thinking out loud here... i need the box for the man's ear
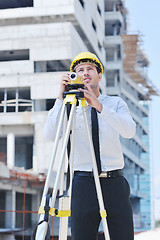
[98,73,102,82]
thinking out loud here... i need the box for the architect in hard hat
[44,52,136,240]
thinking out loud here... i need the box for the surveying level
[68,72,84,90]
[66,74,84,96]
[33,86,110,240]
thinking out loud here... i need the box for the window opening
[79,0,85,8]
[98,41,102,51]
[15,137,33,170]
[46,99,56,111]
[0,88,33,113]
[0,0,33,9]
[0,138,7,165]
[92,20,97,32]
[0,49,29,62]
[0,191,5,228]
[97,4,102,16]
[16,193,32,229]
[34,60,71,73]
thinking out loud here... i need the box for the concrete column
[4,89,7,113]
[113,2,116,11]
[15,89,19,113]
[11,190,16,229]
[5,190,16,229]
[7,133,15,169]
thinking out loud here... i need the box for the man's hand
[58,73,70,100]
[79,82,102,112]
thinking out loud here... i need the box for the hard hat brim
[70,58,103,74]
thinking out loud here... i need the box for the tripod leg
[82,107,110,240]
[58,111,69,240]
[35,104,66,240]
[41,104,66,206]
[58,102,76,240]
[50,103,76,209]
[36,103,76,240]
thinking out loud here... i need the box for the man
[44,52,136,240]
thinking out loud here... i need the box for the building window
[0,138,7,165]
[0,1,33,9]
[15,137,33,170]
[117,45,121,59]
[105,1,113,12]
[97,4,102,16]
[92,20,97,32]
[79,0,85,8]
[0,90,3,113]
[106,47,114,61]
[98,41,102,51]
[0,49,29,62]
[0,191,5,228]
[0,88,33,113]
[106,71,115,87]
[34,60,71,73]
[16,193,32,229]
[46,99,56,111]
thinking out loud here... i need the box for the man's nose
[83,69,89,76]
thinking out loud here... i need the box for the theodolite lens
[69,72,77,80]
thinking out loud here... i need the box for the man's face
[75,63,102,90]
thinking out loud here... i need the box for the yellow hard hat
[70,52,103,74]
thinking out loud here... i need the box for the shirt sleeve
[98,97,136,138]
[43,98,63,140]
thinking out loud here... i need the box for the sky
[125,0,160,198]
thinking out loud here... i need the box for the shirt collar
[97,93,105,102]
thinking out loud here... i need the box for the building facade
[0,0,159,239]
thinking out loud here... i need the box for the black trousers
[71,175,134,240]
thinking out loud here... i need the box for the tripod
[34,91,110,240]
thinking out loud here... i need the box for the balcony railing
[0,99,34,113]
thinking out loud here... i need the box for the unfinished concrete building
[0,0,159,239]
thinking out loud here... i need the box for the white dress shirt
[44,94,136,172]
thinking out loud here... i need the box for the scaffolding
[0,161,47,239]
[122,34,160,97]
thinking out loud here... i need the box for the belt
[74,169,123,178]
